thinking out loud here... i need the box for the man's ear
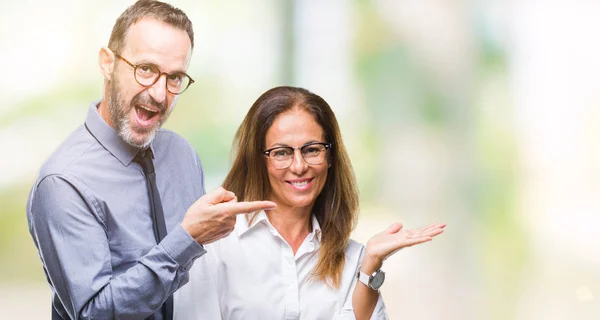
[99,47,115,81]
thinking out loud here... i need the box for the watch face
[370,270,385,290]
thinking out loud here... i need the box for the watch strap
[357,265,383,290]
[357,269,371,287]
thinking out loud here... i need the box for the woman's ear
[98,47,115,81]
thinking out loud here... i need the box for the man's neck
[97,99,115,128]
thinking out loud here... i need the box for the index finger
[214,200,277,215]
[200,187,236,205]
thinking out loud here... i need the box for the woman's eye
[305,147,320,154]
[273,149,292,157]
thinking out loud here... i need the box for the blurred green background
[1,1,599,319]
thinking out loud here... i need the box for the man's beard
[108,78,168,148]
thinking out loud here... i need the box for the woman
[175,86,445,319]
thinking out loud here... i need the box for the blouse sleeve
[333,242,389,320]
[173,243,222,320]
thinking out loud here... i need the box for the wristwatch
[356,266,385,291]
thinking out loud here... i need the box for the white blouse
[174,211,388,320]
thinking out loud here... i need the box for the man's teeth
[138,105,157,113]
[291,181,308,187]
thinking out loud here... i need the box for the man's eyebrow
[136,61,188,74]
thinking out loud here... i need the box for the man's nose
[147,74,168,104]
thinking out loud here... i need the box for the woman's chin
[283,198,317,212]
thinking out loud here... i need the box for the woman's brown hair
[222,86,359,288]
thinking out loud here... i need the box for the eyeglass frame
[262,142,333,169]
[113,53,195,95]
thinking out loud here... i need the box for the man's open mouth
[134,104,160,125]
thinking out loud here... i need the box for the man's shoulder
[155,128,188,144]
[37,124,98,179]
[154,128,198,157]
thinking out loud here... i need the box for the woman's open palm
[366,222,446,262]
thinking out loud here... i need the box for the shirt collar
[235,210,269,237]
[84,100,155,166]
[308,215,322,243]
[236,210,322,243]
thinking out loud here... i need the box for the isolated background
[1,0,599,319]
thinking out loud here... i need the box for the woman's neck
[266,206,312,255]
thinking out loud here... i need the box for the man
[26,1,275,319]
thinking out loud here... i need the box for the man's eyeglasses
[114,53,195,95]
[263,142,332,169]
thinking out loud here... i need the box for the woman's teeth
[291,181,308,187]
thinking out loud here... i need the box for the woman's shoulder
[345,239,366,260]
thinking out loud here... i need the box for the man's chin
[129,138,152,148]
[119,127,158,148]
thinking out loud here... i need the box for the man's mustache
[131,91,167,113]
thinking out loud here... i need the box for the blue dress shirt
[27,101,207,319]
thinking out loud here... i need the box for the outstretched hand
[362,222,446,272]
